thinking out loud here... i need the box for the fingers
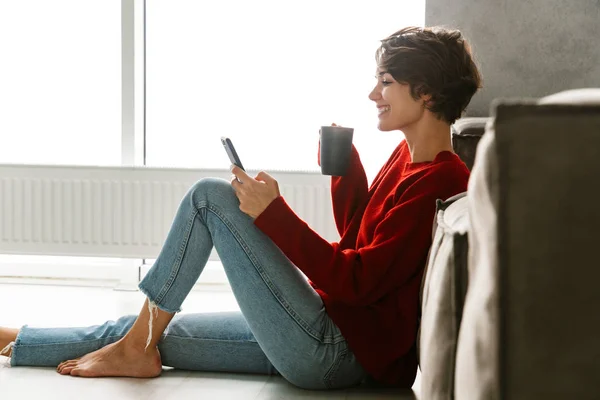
[230,175,242,191]
[230,165,250,183]
[255,171,273,183]
[231,166,276,186]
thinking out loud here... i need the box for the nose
[368,84,380,102]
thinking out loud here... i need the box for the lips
[377,105,390,115]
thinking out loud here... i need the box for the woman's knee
[188,177,236,206]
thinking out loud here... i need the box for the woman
[0,26,481,389]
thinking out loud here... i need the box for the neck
[402,113,453,163]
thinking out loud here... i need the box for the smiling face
[368,70,427,132]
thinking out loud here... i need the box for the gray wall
[426,0,600,116]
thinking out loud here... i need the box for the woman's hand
[230,166,280,219]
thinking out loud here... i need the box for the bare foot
[56,338,162,378]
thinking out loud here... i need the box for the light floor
[0,282,420,399]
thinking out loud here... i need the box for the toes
[57,361,67,373]
[58,358,79,369]
[58,360,79,375]
[70,367,90,377]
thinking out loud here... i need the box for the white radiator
[0,164,338,260]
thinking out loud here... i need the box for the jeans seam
[13,335,124,348]
[152,204,198,306]
[199,200,341,344]
[163,335,258,343]
[323,348,347,389]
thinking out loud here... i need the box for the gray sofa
[419,88,600,400]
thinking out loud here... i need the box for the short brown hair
[375,26,482,124]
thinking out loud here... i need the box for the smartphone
[221,137,245,171]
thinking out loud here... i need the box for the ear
[413,84,432,105]
[420,94,433,110]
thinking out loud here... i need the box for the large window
[0,1,121,166]
[0,1,123,283]
[0,2,425,285]
[146,0,425,182]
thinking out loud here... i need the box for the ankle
[0,327,19,342]
[0,341,14,358]
[120,335,155,354]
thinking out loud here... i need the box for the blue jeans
[10,178,367,389]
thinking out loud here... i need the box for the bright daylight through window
[146,0,425,182]
[0,0,424,283]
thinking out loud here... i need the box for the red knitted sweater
[254,140,469,386]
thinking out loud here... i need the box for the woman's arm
[255,166,467,306]
[319,142,368,237]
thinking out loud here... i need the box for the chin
[377,121,400,132]
[377,113,407,131]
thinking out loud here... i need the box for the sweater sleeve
[254,168,461,306]
[329,145,369,237]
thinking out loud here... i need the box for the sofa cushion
[453,123,499,400]
[538,87,600,105]
[419,191,469,400]
[455,88,600,399]
[451,117,490,170]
